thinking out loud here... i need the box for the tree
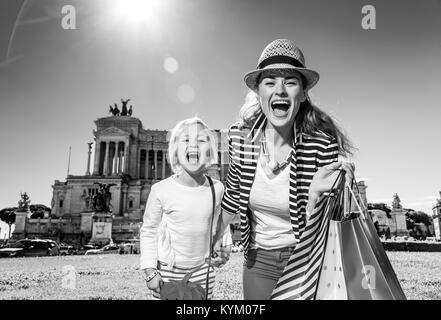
[406,216,415,230]
[0,207,17,241]
[368,203,392,218]
[414,211,433,226]
[406,210,432,226]
[0,203,52,241]
[29,204,51,219]
[406,210,433,237]
[30,211,44,219]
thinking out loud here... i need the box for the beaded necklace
[260,132,292,173]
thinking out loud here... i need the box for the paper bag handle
[345,178,371,221]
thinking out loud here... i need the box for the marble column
[121,185,128,215]
[113,142,120,175]
[115,141,119,174]
[162,150,166,179]
[103,141,110,175]
[92,141,101,175]
[145,149,149,179]
[112,143,117,175]
[154,150,158,180]
[118,150,123,174]
[124,141,129,173]
[136,149,141,178]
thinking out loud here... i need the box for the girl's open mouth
[186,151,199,164]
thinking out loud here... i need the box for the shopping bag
[316,177,406,300]
[315,220,348,299]
[270,170,347,300]
[160,271,207,300]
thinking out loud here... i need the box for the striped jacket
[220,112,339,300]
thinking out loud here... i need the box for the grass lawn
[0,251,439,300]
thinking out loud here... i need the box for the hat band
[258,55,305,69]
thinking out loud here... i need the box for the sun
[111,0,164,26]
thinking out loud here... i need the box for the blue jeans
[243,247,295,300]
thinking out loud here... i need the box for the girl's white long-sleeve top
[140,176,224,270]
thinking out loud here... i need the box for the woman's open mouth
[270,100,291,117]
[186,151,200,164]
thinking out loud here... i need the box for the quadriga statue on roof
[109,100,133,116]
[109,104,120,116]
[120,98,130,116]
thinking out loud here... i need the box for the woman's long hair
[238,90,355,157]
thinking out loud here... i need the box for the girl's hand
[210,241,229,268]
[210,255,226,268]
[144,269,163,293]
[309,161,355,201]
[220,245,232,265]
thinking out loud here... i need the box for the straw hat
[244,39,319,91]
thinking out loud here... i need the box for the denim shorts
[243,246,295,300]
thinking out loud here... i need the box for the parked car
[0,247,22,258]
[59,243,75,255]
[0,239,59,258]
[76,244,101,255]
[85,243,120,255]
[44,239,60,255]
[0,239,8,248]
[118,240,140,254]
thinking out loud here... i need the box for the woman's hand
[144,268,163,293]
[308,161,355,208]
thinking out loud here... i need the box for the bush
[382,241,441,252]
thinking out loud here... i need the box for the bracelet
[144,269,159,283]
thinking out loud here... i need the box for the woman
[213,39,355,300]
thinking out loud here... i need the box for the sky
[0,0,440,234]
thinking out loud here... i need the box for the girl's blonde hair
[168,117,218,174]
[238,90,355,157]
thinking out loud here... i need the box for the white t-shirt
[249,161,297,250]
[140,175,225,269]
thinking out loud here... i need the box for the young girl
[140,117,230,300]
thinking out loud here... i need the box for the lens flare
[164,57,179,74]
[177,84,195,104]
